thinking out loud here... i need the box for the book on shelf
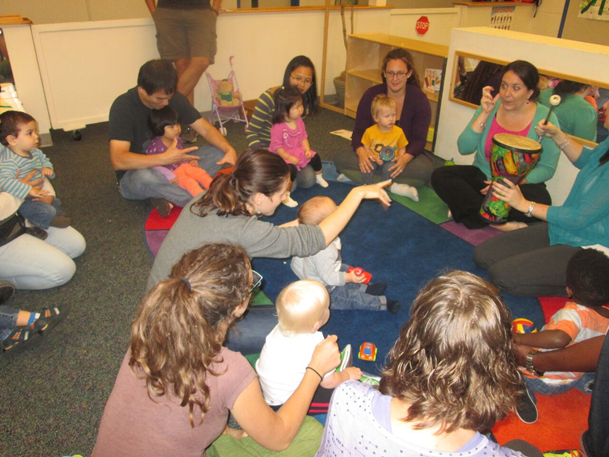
[423,68,442,93]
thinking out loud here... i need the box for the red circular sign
[416,16,430,35]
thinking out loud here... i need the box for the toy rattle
[347,267,372,284]
[536,94,561,143]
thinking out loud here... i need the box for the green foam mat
[244,353,260,369]
[389,187,451,225]
[341,169,450,225]
[251,289,273,306]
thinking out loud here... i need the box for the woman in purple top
[317,271,540,457]
[334,48,433,187]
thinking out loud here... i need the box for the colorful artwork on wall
[578,0,609,21]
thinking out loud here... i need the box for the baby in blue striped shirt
[0,111,71,232]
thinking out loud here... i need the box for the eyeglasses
[248,270,263,294]
[384,71,408,79]
[290,74,313,85]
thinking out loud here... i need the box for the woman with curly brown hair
[93,243,340,456]
[317,271,538,456]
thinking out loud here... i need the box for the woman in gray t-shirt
[148,149,391,353]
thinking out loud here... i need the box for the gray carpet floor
[0,107,360,456]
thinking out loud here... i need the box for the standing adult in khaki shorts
[145,0,220,106]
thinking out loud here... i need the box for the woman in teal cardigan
[431,60,560,231]
[474,117,609,297]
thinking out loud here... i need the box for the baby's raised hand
[305,150,311,158]
[41,167,53,178]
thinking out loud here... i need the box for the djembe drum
[480,133,542,224]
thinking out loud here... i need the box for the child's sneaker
[387,299,401,314]
[282,194,298,208]
[316,174,329,188]
[365,282,387,296]
[516,385,538,424]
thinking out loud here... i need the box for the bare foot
[491,221,528,232]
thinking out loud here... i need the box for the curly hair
[191,149,290,218]
[382,48,421,89]
[566,249,609,308]
[129,243,251,427]
[379,271,522,433]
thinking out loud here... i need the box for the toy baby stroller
[206,56,248,136]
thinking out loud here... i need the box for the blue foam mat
[253,182,543,374]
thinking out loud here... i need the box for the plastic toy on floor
[206,56,248,136]
[512,317,538,334]
[358,342,377,361]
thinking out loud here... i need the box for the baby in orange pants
[146,106,211,197]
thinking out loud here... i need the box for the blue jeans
[19,196,64,230]
[119,146,225,207]
[0,305,19,341]
[525,372,595,401]
[361,161,394,185]
[224,305,277,355]
[333,147,434,187]
[328,264,384,311]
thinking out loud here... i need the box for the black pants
[584,334,609,457]
[270,383,334,415]
[431,165,551,229]
[289,154,322,182]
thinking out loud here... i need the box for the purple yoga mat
[145,229,169,257]
[439,220,501,247]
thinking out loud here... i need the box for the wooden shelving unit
[345,33,448,152]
